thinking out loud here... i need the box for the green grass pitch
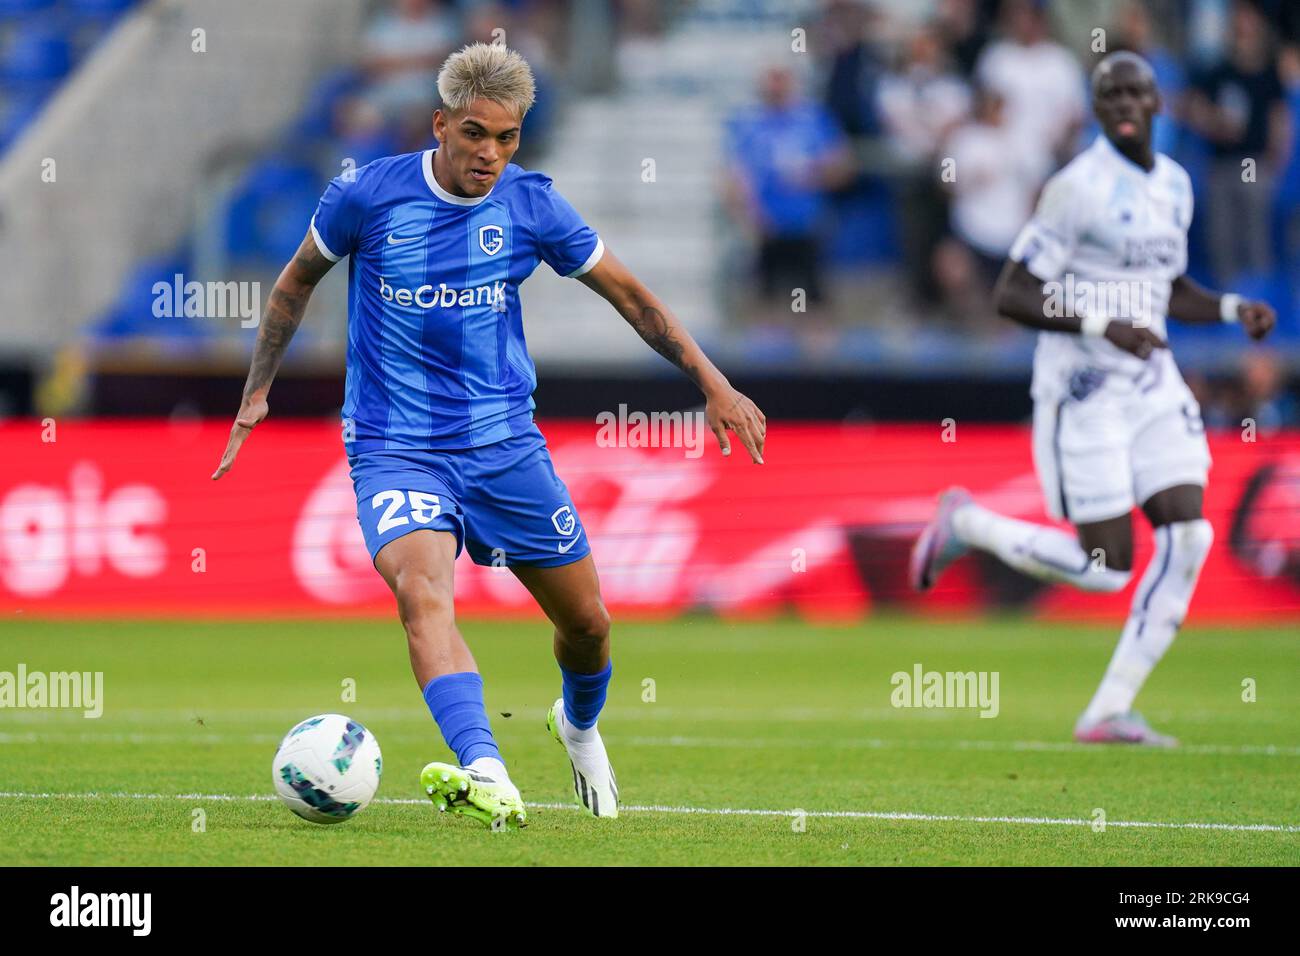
[0,616,1296,866]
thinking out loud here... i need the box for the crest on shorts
[1068,367,1107,402]
[478,224,504,256]
[551,505,576,536]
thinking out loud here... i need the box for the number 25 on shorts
[371,490,441,534]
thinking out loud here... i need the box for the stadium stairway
[521,11,810,364]
[0,0,140,151]
[0,0,364,357]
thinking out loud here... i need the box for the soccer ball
[272,714,382,824]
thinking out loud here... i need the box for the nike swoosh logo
[387,233,421,245]
[557,536,580,554]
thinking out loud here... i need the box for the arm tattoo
[628,305,701,385]
[242,286,307,398]
[291,241,335,286]
[241,235,333,399]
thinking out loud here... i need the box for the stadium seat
[222,156,322,266]
[337,132,401,174]
[739,324,800,366]
[291,67,362,142]
[0,24,73,86]
[92,253,212,343]
[0,83,53,150]
[1233,272,1287,310]
[65,0,137,20]
[828,181,900,268]
[0,0,56,19]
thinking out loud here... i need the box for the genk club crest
[478,224,504,256]
[551,505,576,536]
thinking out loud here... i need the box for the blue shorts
[348,425,588,567]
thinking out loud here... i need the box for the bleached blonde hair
[436,43,536,118]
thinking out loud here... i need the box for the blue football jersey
[310,148,604,453]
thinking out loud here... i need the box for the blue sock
[421,671,502,767]
[559,661,612,730]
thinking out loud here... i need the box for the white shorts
[1032,358,1211,525]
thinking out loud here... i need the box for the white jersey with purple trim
[1008,135,1194,403]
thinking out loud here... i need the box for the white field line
[4,705,1296,727]
[0,706,944,724]
[622,735,1300,757]
[2,730,1296,758]
[0,790,1295,834]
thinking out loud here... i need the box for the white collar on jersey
[422,148,495,206]
[1093,133,1161,179]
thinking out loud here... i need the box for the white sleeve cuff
[310,216,342,262]
[566,237,605,278]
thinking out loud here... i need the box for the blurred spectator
[1240,349,1298,431]
[1247,0,1300,46]
[41,0,1300,369]
[360,0,459,143]
[724,66,854,328]
[1201,350,1298,432]
[877,25,972,165]
[820,0,887,139]
[1279,43,1300,270]
[933,0,994,77]
[462,2,557,163]
[1184,0,1291,283]
[1110,0,1187,156]
[332,95,403,169]
[877,23,972,302]
[975,0,1086,165]
[933,86,1051,325]
[610,0,672,97]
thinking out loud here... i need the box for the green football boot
[420,761,527,829]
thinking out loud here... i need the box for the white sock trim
[559,704,599,743]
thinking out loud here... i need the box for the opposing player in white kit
[910,52,1276,745]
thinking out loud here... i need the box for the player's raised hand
[211,395,268,480]
[706,386,766,464]
[1238,300,1276,341]
[1103,321,1167,360]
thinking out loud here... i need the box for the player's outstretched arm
[1168,274,1275,340]
[992,259,1168,360]
[211,230,337,479]
[578,248,766,463]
